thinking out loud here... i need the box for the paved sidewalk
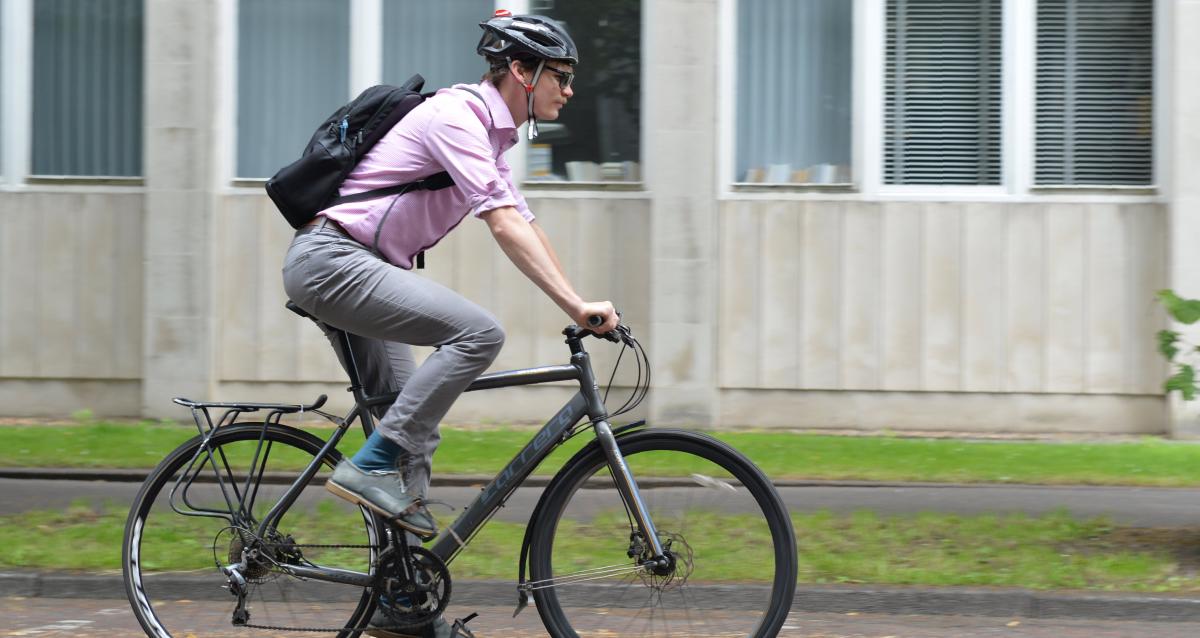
[6,469,1200,526]
[5,572,1200,623]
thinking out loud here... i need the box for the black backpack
[265,74,456,229]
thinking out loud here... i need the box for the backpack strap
[330,171,454,207]
[327,87,490,209]
[348,86,497,270]
[458,87,493,127]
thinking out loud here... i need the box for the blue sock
[350,431,403,472]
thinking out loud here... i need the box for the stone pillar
[141,0,219,417]
[644,0,720,427]
[1168,1,1200,437]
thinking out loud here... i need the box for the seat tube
[593,419,666,559]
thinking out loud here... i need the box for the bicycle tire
[528,429,797,637]
[122,422,383,638]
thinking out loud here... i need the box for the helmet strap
[526,60,546,140]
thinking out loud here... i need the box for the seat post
[336,330,369,399]
[285,300,371,407]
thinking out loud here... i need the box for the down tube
[430,393,589,565]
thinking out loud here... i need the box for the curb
[3,572,1200,622]
[5,467,1194,492]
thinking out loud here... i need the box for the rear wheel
[122,423,384,638]
[529,429,797,637]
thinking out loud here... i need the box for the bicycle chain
[233,541,435,634]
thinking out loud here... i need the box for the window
[382,0,492,90]
[236,0,488,180]
[32,0,143,177]
[237,0,350,179]
[1035,0,1153,186]
[527,1,642,183]
[884,0,1002,185]
[737,0,852,185]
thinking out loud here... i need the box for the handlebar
[565,315,631,345]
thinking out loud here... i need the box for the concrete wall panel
[0,192,143,381]
[718,200,1168,402]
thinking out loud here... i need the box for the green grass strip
[5,421,1200,486]
[2,502,1195,592]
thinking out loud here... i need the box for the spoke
[245,439,275,517]
[677,585,696,633]
[527,562,650,590]
[621,587,657,637]
[212,443,248,520]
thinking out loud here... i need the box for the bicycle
[122,303,798,637]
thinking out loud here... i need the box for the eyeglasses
[541,65,575,90]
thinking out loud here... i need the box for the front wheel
[529,429,797,637]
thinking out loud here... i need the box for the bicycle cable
[572,327,651,439]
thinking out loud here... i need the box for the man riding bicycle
[280,10,618,638]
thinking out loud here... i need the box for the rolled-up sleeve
[423,105,523,218]
[497,153,534,221]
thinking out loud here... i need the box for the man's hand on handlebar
[575,301,619,334]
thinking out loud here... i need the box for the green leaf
[1157,290,1200,325]
[1165,365,1197,401]
[1158,330,1181,360]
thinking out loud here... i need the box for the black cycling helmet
[477,10,577,140]
[477,10,578,65]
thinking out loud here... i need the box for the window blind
[32,0,143,177]
[885,0,1002,185]
[237,0,350,179]
[1036,0,1153,186]
[382,0,492,91]
[736,0,853,184]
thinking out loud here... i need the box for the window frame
[0,0,144,189]
[718,0,1168,203]
[219,0,645,194]
[220,0,515,190]
[515,0,648,192]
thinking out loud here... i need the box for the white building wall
[718,199,1168,432]
[719,201,1167,395]
[0,0,1187,436]
[1168,0,1200,437]
[0,191,144,415]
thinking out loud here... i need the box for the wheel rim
[124,425,381,638]
[532,434,795,637]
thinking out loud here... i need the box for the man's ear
[509,60,528,85]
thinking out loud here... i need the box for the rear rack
[165,394,339,526]
[172,394,335,439]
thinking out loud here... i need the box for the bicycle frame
[244,327,665,588]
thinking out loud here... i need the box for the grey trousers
[281,221,505,498]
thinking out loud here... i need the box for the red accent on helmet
[494,9,513,17]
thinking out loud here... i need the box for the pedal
[451,612,478,638]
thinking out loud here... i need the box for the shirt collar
[455,80,517,133]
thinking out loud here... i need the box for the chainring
[374,545,452,631]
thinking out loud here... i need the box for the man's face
[530,62,575,121]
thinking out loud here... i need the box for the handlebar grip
[587,315,604,328]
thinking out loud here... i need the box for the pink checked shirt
[320,80,533,269]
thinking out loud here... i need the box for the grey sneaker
[326,460,438,539]
[365,613,451,638]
